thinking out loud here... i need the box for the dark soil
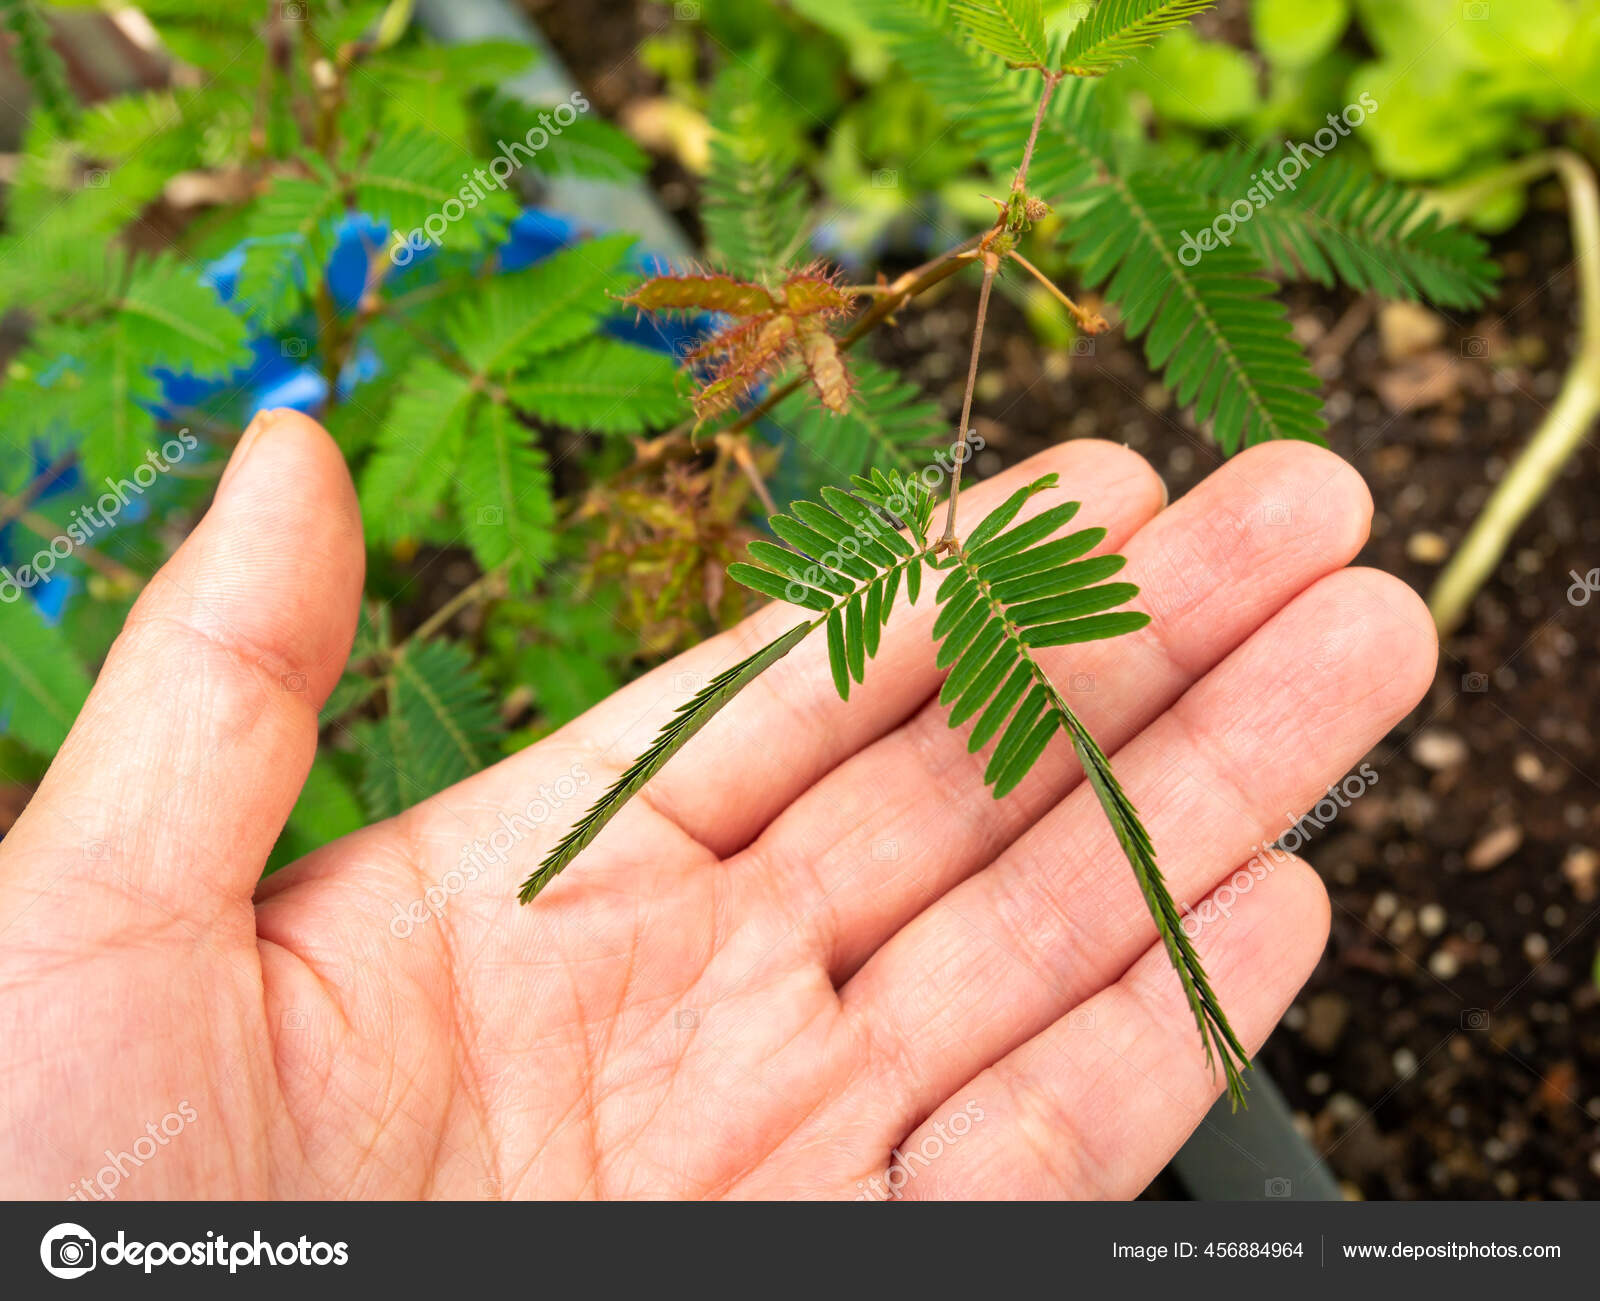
[533,1,1600,1199]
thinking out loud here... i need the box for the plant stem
[936,72,1058,550]
[0,449,76,533]
[1011,72,1061,196]
[1009,249,1108,332]
[405,561,510,648]
[937,249,999,550]
[17,510,139,586]
[1427,150,1600,636]
[717,432,777,514]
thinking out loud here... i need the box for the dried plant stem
[718,432,778,514]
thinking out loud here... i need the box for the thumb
[0,410,365,942]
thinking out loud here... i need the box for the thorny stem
[654,75,1071,555]
[937,249,999,550]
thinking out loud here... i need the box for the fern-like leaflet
[931,473,1250,1100]
[355,637,502,821]
[522,468,936,900]
[701,61,808,276]
[950,0,1050,69]
[1176,148,1500,310]
[524,466,1250,1105]
[1053,0,1218,76]
[517,620,814,902]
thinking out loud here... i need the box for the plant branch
[1011,71,1062,196]
[0,449,76,533]
[405,561,511,649]
[1427,150,1600,636]
[1009,250,1109,333]
[937,248,1000,550]
[16,510,140,587]
[716,431,778,514]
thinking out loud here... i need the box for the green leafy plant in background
[0,0,691,852]
[527,0,1496,1104]
[1216,3,1600,636]
[0,0,1499,1102]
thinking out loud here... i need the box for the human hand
[0,410,1434,1199]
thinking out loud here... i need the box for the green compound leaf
[931,473,1251,1106]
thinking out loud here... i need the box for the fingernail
[219,408,282,493]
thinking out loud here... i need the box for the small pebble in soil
[1411,728,1469,770]
[1562,846,1598,901]
[1406,531,1450,564]
[1303,992,1352,1054]
[1513,751,1545,784]
[1467,824,1523,870]
[1327,1094,1364,1125]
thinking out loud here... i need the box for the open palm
[0,411,1433,1199]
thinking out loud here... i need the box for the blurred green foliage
[655,0,1599,245]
